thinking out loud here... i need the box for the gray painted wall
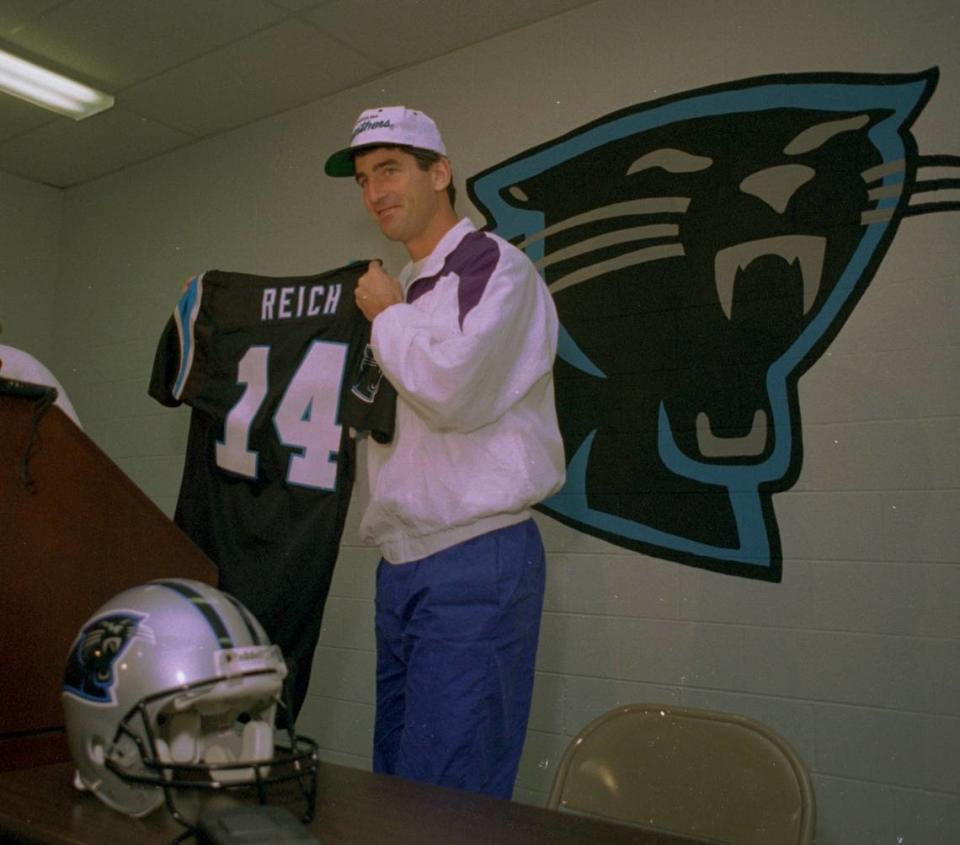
[0,171,61,361]
[3,1,958,842]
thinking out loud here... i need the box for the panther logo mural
[468,68,956,581]
[63,612,151,704]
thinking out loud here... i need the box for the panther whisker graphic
[914,153,960,174]
[901,155,960,216]
[912,177,960,193]
[860,159,906,224]
[902,200,960,216]
[517,197,690,250]
[866,184,904,201]
[860,155,960,221]
[861,208,896,224]
[547,243,686,294]
[536,224,680,271]
[861,159,905,184]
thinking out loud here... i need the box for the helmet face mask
[62,579,318,825]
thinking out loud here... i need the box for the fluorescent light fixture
[0,47,113,120]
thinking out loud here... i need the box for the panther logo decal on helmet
[63,613,151,705]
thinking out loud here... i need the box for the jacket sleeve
[370,243,557,433]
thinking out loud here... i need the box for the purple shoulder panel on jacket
[407,230,500,328]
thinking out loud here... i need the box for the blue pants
[373,519,545,798]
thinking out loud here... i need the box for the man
[325,106,565,798]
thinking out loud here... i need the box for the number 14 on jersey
[216,340,348,490]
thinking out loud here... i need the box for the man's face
[354,147,442,247]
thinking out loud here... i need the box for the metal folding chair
[547,704,816,845]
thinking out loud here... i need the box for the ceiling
[0,0,595,189]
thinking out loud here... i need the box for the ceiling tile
[305,0,593,67]
[0,92,58,142]
[0,107,193,187]
[0,0,63,35]
[121,18,380,137]
[0,0,597,187]
[4,0,287,88]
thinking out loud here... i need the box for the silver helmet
[62,578,317,822]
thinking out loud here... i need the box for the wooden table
[0,761,715,844]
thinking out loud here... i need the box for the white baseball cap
[325,106,447,177]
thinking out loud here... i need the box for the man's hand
[356,260,402,321]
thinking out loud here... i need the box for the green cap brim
[324,147,356,177]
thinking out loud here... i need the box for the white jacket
[361,218,565,563]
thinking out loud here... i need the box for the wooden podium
[0,388,216,771]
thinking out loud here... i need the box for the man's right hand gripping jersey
[149,263,395,718]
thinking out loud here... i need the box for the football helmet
[62,578,318,823]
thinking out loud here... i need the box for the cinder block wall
[3,2,957,842]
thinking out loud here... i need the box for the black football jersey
[149,263,395,721]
